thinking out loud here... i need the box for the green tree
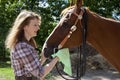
[0,0,21,60]
[68,0,120,20]
[84,0,120,20]
[0,0,68,60]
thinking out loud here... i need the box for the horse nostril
[44,48,51,58]
[44,47,55,58]
[54,48,58,53]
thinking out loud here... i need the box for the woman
[5,10,59,80]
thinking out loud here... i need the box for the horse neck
[87,9,120,56]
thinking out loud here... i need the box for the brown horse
[42,0,120,73]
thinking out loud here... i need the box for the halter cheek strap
[58,9,84,49]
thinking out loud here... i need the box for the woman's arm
[40,52,47,65]
[31,56,59,80]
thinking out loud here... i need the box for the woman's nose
[37,25,40,30]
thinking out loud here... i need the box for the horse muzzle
[44,47,58,58]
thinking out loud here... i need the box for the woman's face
[24,18,40,40]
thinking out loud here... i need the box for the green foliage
[84,0,120,20]
[0,61,15,80]
[0,68,15,80]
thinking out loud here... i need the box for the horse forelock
[61,6,75,17]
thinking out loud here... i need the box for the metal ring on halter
[78,15,82,20]
[71,25,77,32]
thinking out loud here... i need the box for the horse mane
[61,5,120,23]
[61,5,89,17]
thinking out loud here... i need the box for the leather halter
[55,7,88,80]
[58,8,85,49]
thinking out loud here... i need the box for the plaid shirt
[11,41,44,77]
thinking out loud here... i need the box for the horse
[42,0,120,74]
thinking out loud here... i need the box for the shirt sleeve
[15,42,44,77]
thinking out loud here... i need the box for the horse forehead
[62,8,74,17]
[60,9,74,23]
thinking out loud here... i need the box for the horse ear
[70,0,75,6]
[70,1,74,6]
[76,0,82,8]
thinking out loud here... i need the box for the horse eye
[63,18,68,22]
[62,19,69,28]
[63,18,68,24]
[66,13,71,19]
[66,14,70,19]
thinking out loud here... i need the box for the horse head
[42,0,120,73]
[42,0,86,58]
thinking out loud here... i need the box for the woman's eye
[34,24,39,27]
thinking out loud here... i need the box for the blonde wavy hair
[5,10,41,50]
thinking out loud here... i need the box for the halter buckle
[71,25,77,32]
[78,15,82,20]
